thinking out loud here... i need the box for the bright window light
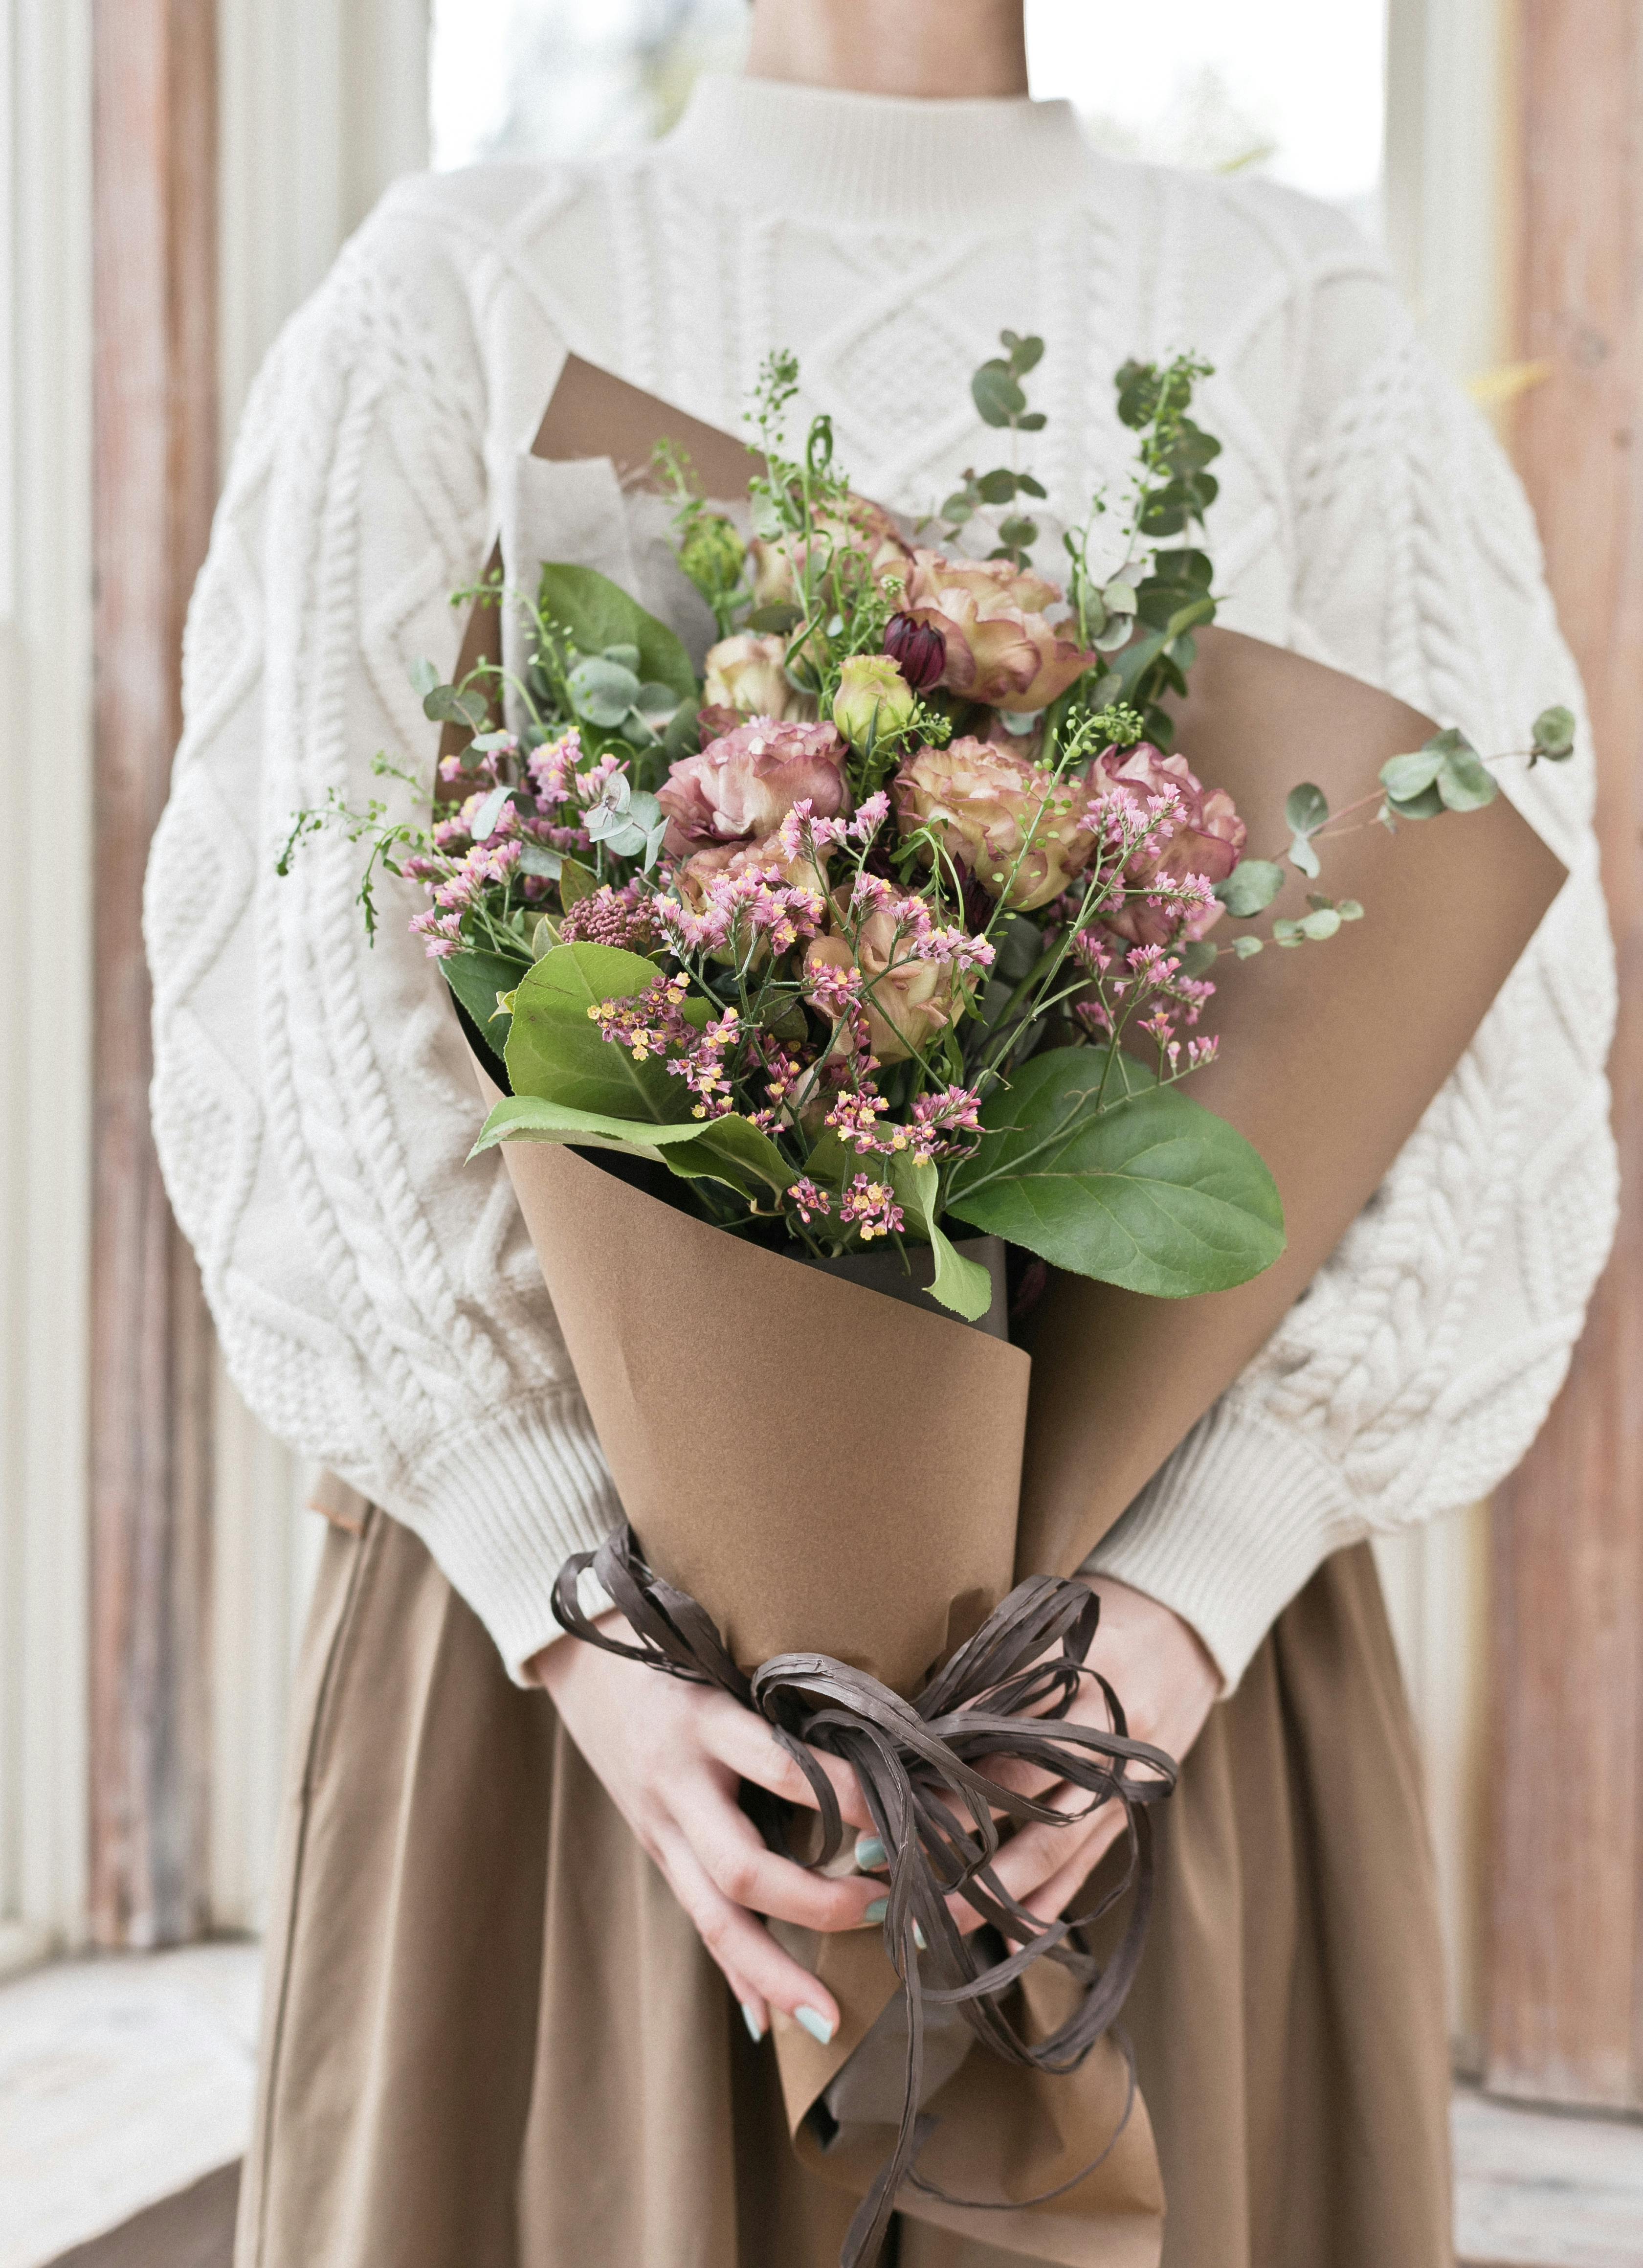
[431,0,1388,228]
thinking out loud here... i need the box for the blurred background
[2,3,1639,2262]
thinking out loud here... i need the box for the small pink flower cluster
[1072,933,1219,1071]
[839,1174,904,1241]
[824,1088,892,1151]
[656,861,825,958]
[837,873,998,975]
[408,834,524,956]
[587,974,743,1121]
[587,971,693,1061]
[775,790,890,862]
[825,1081,984,1165]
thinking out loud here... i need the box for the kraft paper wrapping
[479,1086,1163,2261]
[449,354,1567,2259]
[496,1129,1030,1698]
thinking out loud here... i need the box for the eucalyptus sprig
[939,329,1050,567]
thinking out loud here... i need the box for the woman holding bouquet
[147,1,1615,2264]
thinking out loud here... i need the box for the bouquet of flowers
[284,336,1572,2267]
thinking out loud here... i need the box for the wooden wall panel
[1485,0,1643,2107]
[89,0,219,1948]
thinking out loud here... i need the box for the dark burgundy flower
[884,611,946,694]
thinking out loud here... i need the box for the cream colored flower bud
[831,653,916,751]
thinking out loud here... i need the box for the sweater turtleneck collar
[659,71,1092,232]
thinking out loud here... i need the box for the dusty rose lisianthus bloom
[751,494,911,611]
[894,735,1098,912]
[899,549,1094,712]
[702,632,800,720]
[1091,742,1248,946]
[672,828,831,916]
[805,895,962,1064]
[658,717,851,856]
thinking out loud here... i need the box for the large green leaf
[536,563,698,705]
[472,1087,793,1208]
[504,942,700,1124]
[888,1155,995,1322]
[470,1093,710,1159]
[670,1113,793,1196]
[947,1047,1284,1296]
[441,947,531,1081]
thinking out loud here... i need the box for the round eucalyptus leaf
[1532,703,1576,759]
[568,654,642,727]
[1214,858,1285,918]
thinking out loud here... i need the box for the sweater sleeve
[1084,243,1620,1688]
[145,182,622,1680]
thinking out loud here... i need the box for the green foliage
[1531,704,1576,763]
[1378,727,1499,821]
[470,1094,717,1159]
[1215,858,1286,918]
[946,1046,1285,1297]
[442,944,530,1054]
[411,654,490,733]
[662,1113,795,1200]
[1059,355,1222,747]
[888,1154,996,1322]
[535,564,697,706]
[1284,781,1330,876]
[1271,893,1363,948]
[505,943,702,1123]
[942,331,1048,566]
[469,1096,791,1212]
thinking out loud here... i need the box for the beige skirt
[234,1507,1452,2268]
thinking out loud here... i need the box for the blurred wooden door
[89,0,219,1950]
[1485,0,1643,2110]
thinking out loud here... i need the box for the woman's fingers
[1020,1812,1129,1930]
[699,1692,875,1832]
[656,1828,841,2041]
[690,1772,885,1933]
[949,1777,1109,1933]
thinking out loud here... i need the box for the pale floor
[2,1944,1642,2268]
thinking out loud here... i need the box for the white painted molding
[0,0,92,1957]
[219,0,433,434]
[1377,0,1512,2071]
[1385,0,1513,382]
[208,0,429,1931]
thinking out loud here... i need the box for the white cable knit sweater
[145,76,1617,1688]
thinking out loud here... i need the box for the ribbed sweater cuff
[1081,1401,1360,1692]
[397,1392,622,1684]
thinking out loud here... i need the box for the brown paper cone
[483,1092,1161,2262]
[494,1127,1029,1696]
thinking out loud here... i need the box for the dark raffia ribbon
[553,1525,1178,2268]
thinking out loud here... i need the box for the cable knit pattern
[145,77,1616,1684]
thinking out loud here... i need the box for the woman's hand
[532,1618,882,2045]
[948,1578,1220,1934]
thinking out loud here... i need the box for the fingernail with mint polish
[741,2001,766,2043]
[864,1896,888,1924]
[855,1834,887,1871]
[795,2004,835,2046]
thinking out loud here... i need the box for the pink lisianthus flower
[658,716,851,857]
[1090,742,1247,946]
[899,549,1095,712]
[804,886,976,1065]
[894,735,1099,913]
[750,493,911,613]
[702,632,806,721]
